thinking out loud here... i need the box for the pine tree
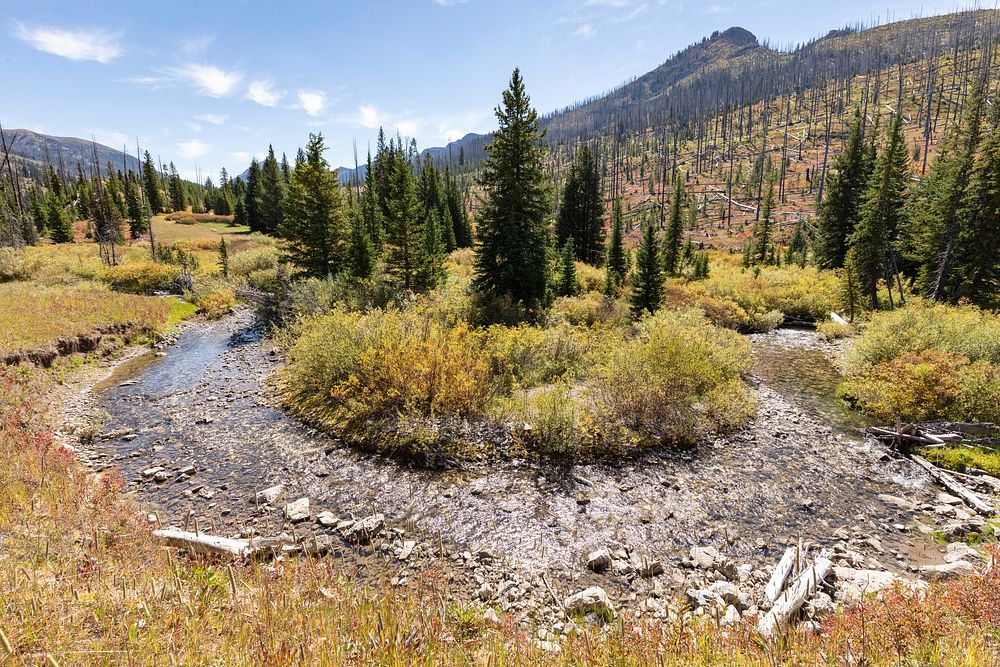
[662,178,685,274]
[556,145,604,265]
[233,197,247,227]
[360,152,384,251]
[950,102,1000,307]
[245,159,263,232]
[280,134,348,278]
[167,162,186,212]
[444,166,472,248]
[752,174,777,265]
[141,151,164,215]
[383,151,424,290]
[124,176,145,237]
[556,237,578,296]
[605,199,627,293]
[784,221,808,267]
[910,87,985,300]
[219,237,229,279]
[848,114,910,310]
[46,194,73,243]
[346,203,375,280]
[472,68,551,316]
[630,217,663,316]
[815,108,873,269]
[418,208,446,290]
[28,186,47,235]
[259,145,285,235]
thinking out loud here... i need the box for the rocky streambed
[58,311,996,633]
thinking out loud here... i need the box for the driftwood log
[763,546,798,605]
[153,529,294,559]
[910,455,995,516]
[758,557,832,637]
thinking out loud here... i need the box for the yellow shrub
[701,262,840,322]
[574,262,605,293]
[100,260,181,294]
[817,320,854,340]
[549,292,629,327]
[197,288,236,319]
[0,248,39,282]
[230,246,280,277]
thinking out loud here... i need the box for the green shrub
[196,287,236,319]
[229,246,279,278]
[574,262,605,293]
[549,292,630,327]
[100,260,181,294]
[0,248,39,282]
[817,320,854,340]
[701,262,840,322]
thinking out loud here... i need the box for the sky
[1,0,969,180]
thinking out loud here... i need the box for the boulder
[284,497,310,523]
[586,548,611,573]
[707,581,748,610]
[943,541,985,564]
[919,560,976,580]
[833,567,926,602]
[316,511,337,527]
[689,546,736,579]
[255,485,285,505]
[344,513,385,544]
[632,555,665,578]
[563,586,615,619]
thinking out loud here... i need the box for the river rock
[316,511,337,527]
[397,540,416,561]
[943,541,985,563]
[832,567,925,602]
[141,466,164,478]
[586,548,611,572]
[477,582,495,601]
[720,604,740,627]
[918,560,976,580]
[685,588,723,610]
[633,555,665,578]
[878,494,918,511]
[255,485,285,505]
[688,546,735,579]
[707,581,748,610]
[563,586,615,619]
[285,497,310,523]
[805,591,835,620]
[344,513,384,544]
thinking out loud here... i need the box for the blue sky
[2,0,964,180]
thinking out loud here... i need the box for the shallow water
[93,315,935,585]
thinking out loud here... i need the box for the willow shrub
[700,262,841,324]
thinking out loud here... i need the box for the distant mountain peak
[713,26,758,47]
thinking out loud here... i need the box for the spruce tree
[245,159,263,232]
[383,151,424,290]
[46,194,73,243]
[472,68,551,316]
[630,217,663,316]
[752,175,776,265]
[360,152,384,251]
[346,204,375,280]
[951,102,1000,307]
[556,238,578,297]
[605,198,627,293]
[259,145,285,235]
[556,145,604,265]
[444,166,472,248]
[219,237,229,279]
[815,108,873,269]
[167,162,186,212]
[124,176,145,237]
[848,114,909,310]
[909,87,985,300]
[280,134,348,278]
[141,151,164,215]
[28,186,47,235]
[417,208,446,290]
[662,178,685,274]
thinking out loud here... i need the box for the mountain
[3,128,143,181]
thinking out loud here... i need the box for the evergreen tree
[472,68,551,316]
[383,151,424,290]
[46,194,73,243]
[359,152,384,251]
[444,166,472,248]
[949,101,1000,307]
[233,197,247,227]
[124,176,146,237]
[280,134,348,277]
[141,151,164,214]
[168,162,186,212]
[245,159,263,232]
[605,198,627,293]
[785,221,808,267]
[556,145,604,265]
[346,203,375,280]
[259,145,285,235]
[815,108,873,269]
[28,186,47,235]
[556,237,578,297]
[418,208,446,290]
[752,174,777,265]
[909,87,985,301]
[630,217,663,316]
[848,114,910,310]
[219,237,229,279]
[280,153,291,182]
[662,178,685,274]
[418,154,455,252]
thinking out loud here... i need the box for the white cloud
[358,104,381,128]
[176,139,211,159]
[230,150,267,163]
[297,89,326,116]
[11,21,123,63]
[575,24,596,38]
[195,113,228,125]
[246,80,285,107]
[585,0,628,6]
[396,119,422,137]
[166,63,243,97]
[180,33,214,56]
[89,129,129,148]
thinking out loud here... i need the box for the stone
[918,560,976,580]
[177,465,196,476]
[316,511,337,527]
[610,559,634,576]
[586,548,611,573]
[720,604,740,627]
[563,586,615,619]
[943,541,985,564]
[483,608,501,625]
[833,567,926,602]
[284,497,310,523]
[805,591,835,620]
[344,513,385,544]
[397,540,417,561]
[689,546,722,570]
[153,470,171,482]
[878,494,918,511]
[937,492,963,505]
[141,466,164,478]
[255,485,285,505]
[477,582,495,601]
[707,581,747,610]
[632,555,664,578]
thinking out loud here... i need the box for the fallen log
[758,557,832,638]
[940,422,997,436]
[763,546,797,605]
[154,529,254,558]
[911,455,995,516]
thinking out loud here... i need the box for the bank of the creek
[60,310,983,626]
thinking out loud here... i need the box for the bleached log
[154,529,253,558]
[829,311,849,326]
[758,557,832,638]
[763,546,797,605]
[911,455,995,516]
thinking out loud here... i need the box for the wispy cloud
[246,80,285,107]
[179,33,215,56]
[11,21,123,63]
[176,138,211,159]
[358,104,381,128]
[297,89,327,116]
[165,63,243,97]
[575,24,596,38]
[195,113,228,125]
[433,0,468,5]
[585,0,629,6]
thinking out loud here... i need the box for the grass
[0,282,189,355]
[2,367,1000,665]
